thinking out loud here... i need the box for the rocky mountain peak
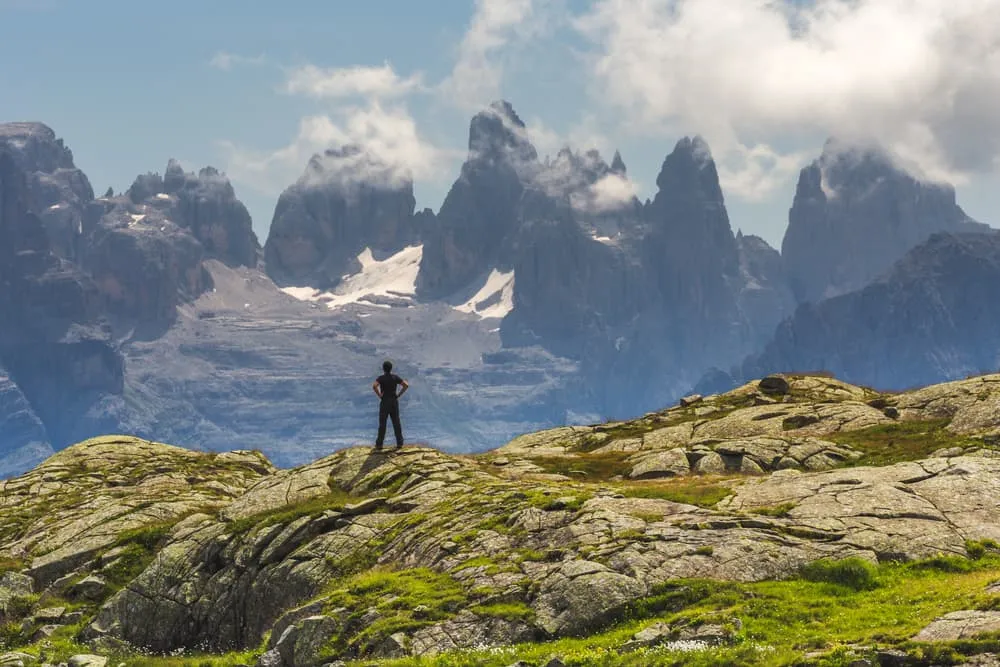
[782,137,984,304]
[654,135,723,200]
[0,122,94,261]
[467,99,537,166]
[123,160,258,268]
[264,144,419,287]
[610,150,627,176]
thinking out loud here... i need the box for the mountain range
[0,102,995,476]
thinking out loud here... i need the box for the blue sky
[2,0,999,248]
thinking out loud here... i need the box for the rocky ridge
[4,374,1000,665]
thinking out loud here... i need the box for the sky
[2,0,1000,248]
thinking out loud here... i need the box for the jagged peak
[610,150,626,176]
[468,99,537,164]
[654,135,722,196]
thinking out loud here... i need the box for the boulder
[628,448,690,479]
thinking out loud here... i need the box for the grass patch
[225,488,367,535]
[0,558,25,575]
[829,419,978,467]
[615,478,734,508]
[345,553,1000,666]
[529,453,632,480]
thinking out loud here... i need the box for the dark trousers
[377,399,403,448]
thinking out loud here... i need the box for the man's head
[382,360,393,373]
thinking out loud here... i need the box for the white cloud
[576,0,1000,186]
[209,51,267,71]
[439,0,539,110]
[221,104,456,196]
[284,62,424,99]
[576,172,637,213]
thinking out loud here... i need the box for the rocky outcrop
[126,159,259,268]
[0,122,94,261]
[781,138,986,304]
[1,374,1000,663]
[740,231,1000,391]
[417,101,536,299]
[264,146,420,287]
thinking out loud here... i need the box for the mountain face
[736,231,796,349]
[264,146,422,288]
[782,139,985,304]
[0,149,124,471]
[83,198,211,327]
[739,231,1000,390]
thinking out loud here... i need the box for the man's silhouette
[373,360,408,451]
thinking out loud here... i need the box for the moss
[694,546,714,556]
[225,488,366,535]
[451,556,495,573]
[470,602,535,621]
[0,557,26,575]
[321,567,468,657]
[748,503,797,518]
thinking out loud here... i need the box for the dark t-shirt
[376,373,404,402]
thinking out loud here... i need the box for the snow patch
[591,233,615,244]
[47,203,66,210]
[129,214,146,224]
[455,269,515,319]
[282,245,422,310]
[155,193,171,200]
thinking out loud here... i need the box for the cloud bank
[576,0,1000,192]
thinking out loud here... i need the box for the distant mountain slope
[737,231,1000,391]
[782,139,986,304]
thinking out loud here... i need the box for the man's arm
[397,379,409,398]
[373,380,382,398]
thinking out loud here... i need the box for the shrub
[800,557,880,591]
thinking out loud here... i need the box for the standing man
[373,360,408,451]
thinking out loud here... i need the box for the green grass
[829,419,978,467]
[615,478,734,508]
[341,553,1000,666]
[799,557,880,591]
